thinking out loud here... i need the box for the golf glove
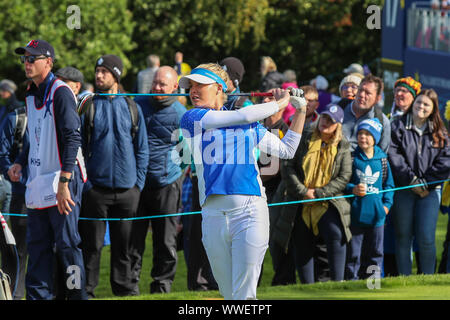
[288,87,307,111]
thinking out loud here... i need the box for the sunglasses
[20,55,48,64]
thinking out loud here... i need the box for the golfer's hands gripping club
[288,87,307,112]
[273,88,291,112]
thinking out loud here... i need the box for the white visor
[178,74,217,89]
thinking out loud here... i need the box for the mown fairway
[100,274,450,300]
[93,212,450,300]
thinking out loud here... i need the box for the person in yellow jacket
[438,102,450,273]
[174,51,191,106]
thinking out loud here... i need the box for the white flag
[0,212,16,246]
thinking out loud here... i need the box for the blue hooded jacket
[346,145,395,227]
[81,95,149,191]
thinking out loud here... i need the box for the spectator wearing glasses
[337,73,363,110]
[300,85,320,131]
[130,66,186,294]
[9,39,88,300]
[389,77,422,120]
[342,75,391,154]
[384,76,422,277]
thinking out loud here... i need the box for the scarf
[301,130,338,235]
[149,95,178,110]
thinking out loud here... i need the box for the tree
[127,0,383,93]
[252,0,384,91]
[0,0,135,98]
[0,0,384,97]
[127,0,270,88]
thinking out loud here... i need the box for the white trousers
[201,194,269,300]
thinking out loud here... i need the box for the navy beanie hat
[96,54,123,82]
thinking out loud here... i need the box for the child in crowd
[345,118,395,280]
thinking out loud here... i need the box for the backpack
[77,94,139,152]
[12,107,27,154]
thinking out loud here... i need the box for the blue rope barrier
[2,178,449,221]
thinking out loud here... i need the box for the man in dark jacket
[130,66,186,294]
[78,55,149,298]
[55,66,84,98]
[0,109,28,300]
[0,79,23,220]
[10,39,87,300]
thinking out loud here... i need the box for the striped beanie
[394,77,422,98]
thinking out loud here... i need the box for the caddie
[9,39,88,300]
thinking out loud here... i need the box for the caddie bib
[25,76,86,209]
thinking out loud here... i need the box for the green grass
[99,274,450,300]
[93,212,450,300]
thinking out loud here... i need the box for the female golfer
[178,63,307,300]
